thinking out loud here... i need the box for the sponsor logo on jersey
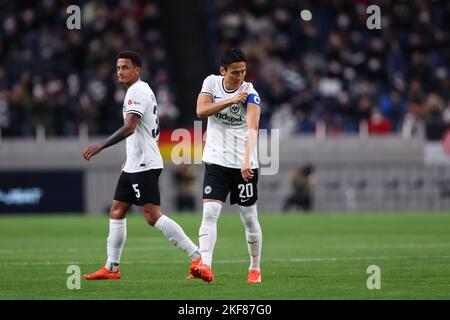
[204,185,212,194]
[128,99,132,105]
[215,112,243,123]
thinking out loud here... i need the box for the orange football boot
[187,257,202,279]
[247,269,261,284]
[83,267,121,280]
[192,262,214,283]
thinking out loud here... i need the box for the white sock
[239,205,262,271]
[105,218,127,272]
[154,214,200,260]
[198,202,222,267]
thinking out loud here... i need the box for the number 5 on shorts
[132,184,141,199]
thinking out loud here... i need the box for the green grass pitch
[0,212,449,300]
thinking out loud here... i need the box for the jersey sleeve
[199,75,214,96]
[125,87,149,117]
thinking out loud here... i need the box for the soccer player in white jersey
[189,48,263,283]
[81,50,201,280]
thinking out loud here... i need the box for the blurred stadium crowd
[0,0,177,136]
[213,0,450,137]
[0,0,449,138]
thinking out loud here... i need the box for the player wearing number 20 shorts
[189,48,263,284]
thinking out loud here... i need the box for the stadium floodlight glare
[300,9,312,21]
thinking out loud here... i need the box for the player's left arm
[82,113,140,161]
[241,102,261,182]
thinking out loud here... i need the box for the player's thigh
[131,169,162,207]
[113,172,136,207]
[202,163,231,203]
[230,168,258,206]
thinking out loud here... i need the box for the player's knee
[239,205,259,229]
[143,208,161,226]
[242,216,258,230]
[144,213,159,226]
[110,206,126,219]
[145,215,157,226]
[202,202,222,224]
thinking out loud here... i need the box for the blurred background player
[190,48,263,284]
[173,164,197,212]
[81,50,200,280]
[283,163,316,212]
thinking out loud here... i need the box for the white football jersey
[122,79,163,173]
[200,74,261,169]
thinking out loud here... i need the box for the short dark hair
[220,48,247,69]
[116,50,142,67]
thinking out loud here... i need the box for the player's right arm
[196,92,248,118]
[81,113,140,161]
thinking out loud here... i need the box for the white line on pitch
[2,242,449,255]
[2,255,450,266]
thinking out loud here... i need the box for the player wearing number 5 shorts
[81,50,201,280]
[190,48,263,284]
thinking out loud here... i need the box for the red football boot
[247,269,261,284]
[83,267,121,280]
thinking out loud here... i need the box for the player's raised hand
[82,144,102,161]
[241,162,254,182]
[231,92,248,105]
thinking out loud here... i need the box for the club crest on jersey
[230,103,241,114]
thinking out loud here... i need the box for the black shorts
[202,163,258,206]
[113,169,162,206]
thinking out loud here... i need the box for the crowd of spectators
[1,0,450,138]
[212,0,450,137]
[0,0,178,137]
